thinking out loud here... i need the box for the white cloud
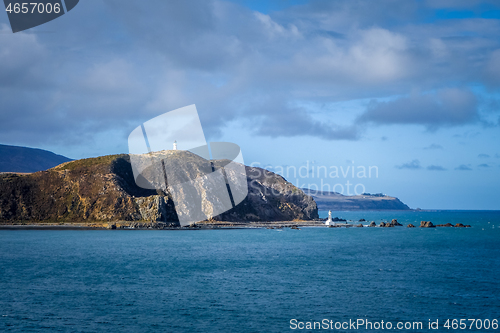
[485,49,500,86]
[427,165,447,171]
[358,88,479,129]
[0,24,47,88]
[1,0,500,153]
[396,159,422,170]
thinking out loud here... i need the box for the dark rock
[107,223,116,229]
[368,222,376,227]
[129,222,171,229]
[332,217,346,222]
[290,225,300,230]
[390,219,403,226]
[420,221,435,228]
[359,218,366,222]
[455,223,465,228]
[407,224,415,228]
[465,225,471,228]
[436,223,454,227]
[379,222,386,227]
[356,223,363,227]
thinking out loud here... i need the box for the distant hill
[0,144,72,173]
[301,188,410,211]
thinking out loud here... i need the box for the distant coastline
[302,188,411,211]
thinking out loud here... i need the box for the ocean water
[1,211,499,332]
[318,210,500,227]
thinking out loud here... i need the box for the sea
[1,210,499,332]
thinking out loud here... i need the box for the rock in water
[407,224,415,228]
[390,219,403,226]
[420,221,435,228]
[368,222,376,227]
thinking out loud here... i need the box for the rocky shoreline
[0,218,473,230]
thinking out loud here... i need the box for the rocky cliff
[301,189,410,211]
[0,152,318,223]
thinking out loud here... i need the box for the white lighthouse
[325,210,333,225]
[173,140,177,150]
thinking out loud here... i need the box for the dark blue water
[1,211,499,332]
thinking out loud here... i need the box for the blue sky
[1,0,499,209]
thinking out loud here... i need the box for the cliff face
[217,166,318,222]
[301,189,410,211]
[0,152,318,223]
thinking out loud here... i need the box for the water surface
[1,211,499,332]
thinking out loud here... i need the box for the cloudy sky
[1,0,500,209]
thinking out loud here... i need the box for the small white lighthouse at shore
[325,210,333,225]
[173,140,177,150]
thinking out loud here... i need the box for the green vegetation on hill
[55,154,126,171]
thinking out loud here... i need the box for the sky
[1,0,499,210]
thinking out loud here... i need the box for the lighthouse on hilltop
[173,141,177,150]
